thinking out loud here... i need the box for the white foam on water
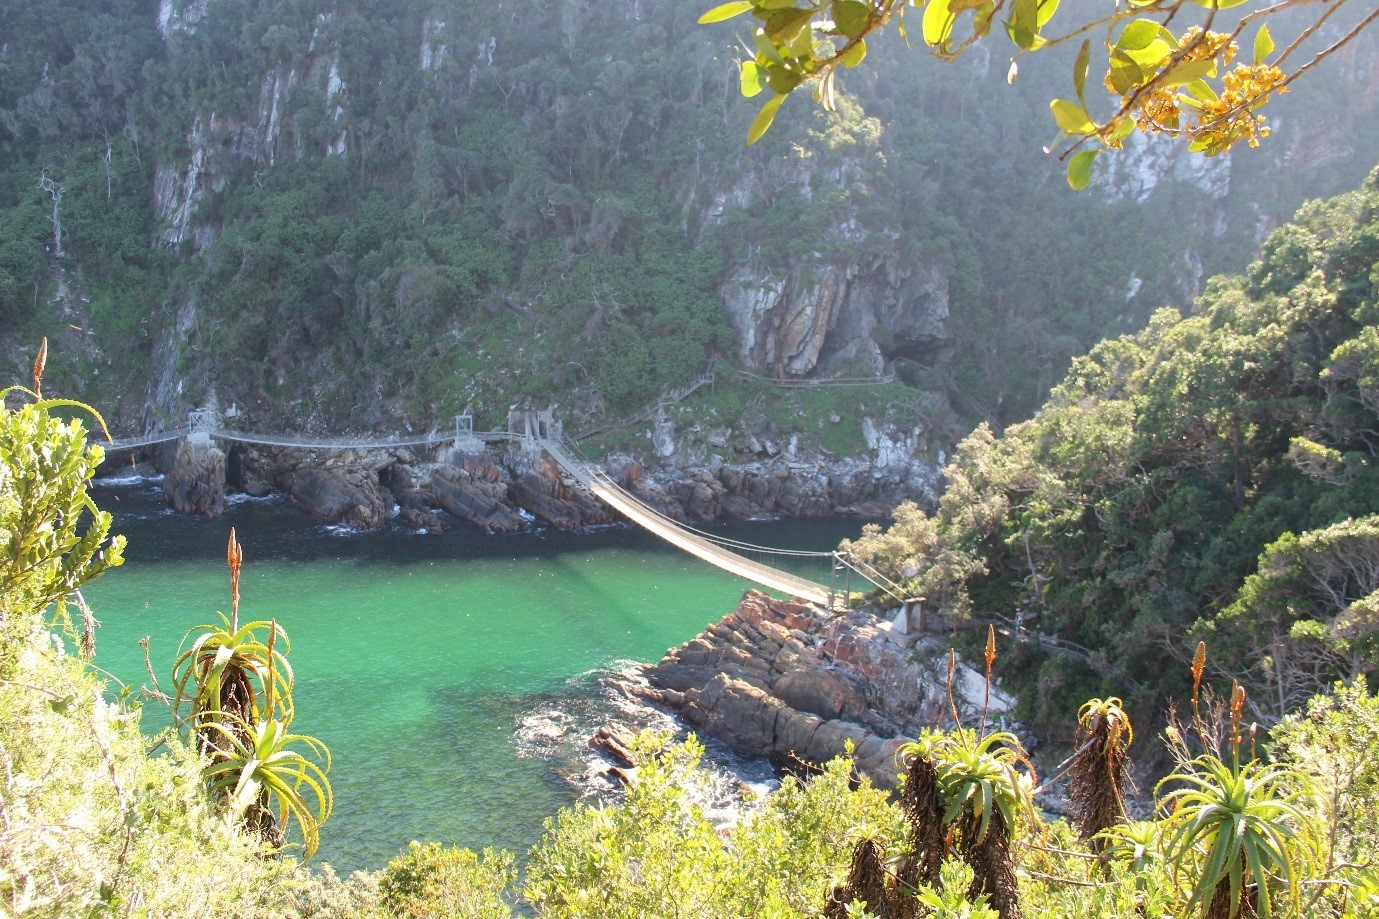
[95,472,165,487]
[321,524,362,537]
[512,661,780,831]
[225,492,282,506]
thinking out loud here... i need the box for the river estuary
[83,477,866,871]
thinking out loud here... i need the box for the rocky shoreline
[105,436,939,533]
[607,590,1017,790]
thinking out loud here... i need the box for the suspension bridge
[104,409,1119,676]
[104,409,911,609]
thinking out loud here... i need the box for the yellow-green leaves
[1005,0,1056,50]
[700,0,1325,163]
[839,38,867,68]
[698,1,754,24]
[832,0,873,38]
[1066,149,1098,190]
[748,93,785,144]
[740,60,765,96]
[1072,39,1089,101]
[1254,24,1274,64]
[922,0,958,49]
[1050,99,1094,134]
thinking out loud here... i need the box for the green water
[83,480,864,871]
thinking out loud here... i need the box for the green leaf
[698,1,753,24]
[765,62,805,93]
[1254,24,1274,64]
[1067,149,1098,190]
[922,0,956,48]
[1108,49,1145,95]
[758,0,798,8]
[754,29,786,65]
[1010,0,1037,37]
[747,93,785,144]
[1115,20,1161,52]
[839,38,867,68]
[740,60,765,97]
[1185,78,1219,103]
[1123,38,1173,70]
[764,6,812,41]
[1161,57,1216,88]
[1073,38,1089,103]
[1050,98,1094,134]
[832,0,872,38]
[1108,116,1135,144]
[1036,0,1059,29]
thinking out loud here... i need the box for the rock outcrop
[619,590,1014,789]
[278,466,390,529]
[720,253,950,382]
[429,458,525,533]
[161,438,226,518]
[508,455,615,529]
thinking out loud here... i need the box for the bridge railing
[832,552,910,606]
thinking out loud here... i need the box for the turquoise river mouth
[82,478,867,872]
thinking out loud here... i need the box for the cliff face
[720,241,949,380]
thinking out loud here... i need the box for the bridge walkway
[538,435,835,606]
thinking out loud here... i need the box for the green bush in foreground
[0,381,288,916]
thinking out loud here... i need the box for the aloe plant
[1067,697,1134,844]
[175,530,331,860]
[172,613,294,732]
[1159,754,1318,919]
[201,715,333,861]
[935,731,1033,919]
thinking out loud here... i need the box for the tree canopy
[843,168,1379,722]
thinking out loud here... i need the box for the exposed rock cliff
[619,591,1014,789]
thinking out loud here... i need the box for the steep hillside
[2,0,1377,453]
[845,170,1379,724]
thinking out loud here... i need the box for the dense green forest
[2,0,1376,438]
[846,170,1379,729]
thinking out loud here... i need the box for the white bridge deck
[538,437,833,606]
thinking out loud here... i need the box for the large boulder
[430,464,525,533]
[278,467,389,529]
[508,456,614,529]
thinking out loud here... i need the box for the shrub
[379,842,514,919]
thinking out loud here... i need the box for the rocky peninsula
[610,590,1015,789]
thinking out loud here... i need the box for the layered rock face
[137,433,933,531]
[429,457,525,533]
[721,248,950,380]
[619,451,934,523]
[620,591,1013,789]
